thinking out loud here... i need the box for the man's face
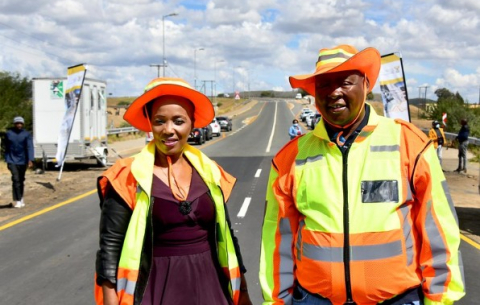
[314,70,367,127]
[14,122,24,130]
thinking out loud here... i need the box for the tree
[0,71,32,131]
[428,88,479,137]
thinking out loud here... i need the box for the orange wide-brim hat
[124,77,214,132]
[289,44,381,96]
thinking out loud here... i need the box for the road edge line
[460,234,480,250]
[0,189,97,232]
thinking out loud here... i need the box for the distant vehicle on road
[216,116,232,131]
[300,108,314,122]
[188,128,206,145]
[210,118,221,136]
[203,124,213,141]
[295,93,302,99]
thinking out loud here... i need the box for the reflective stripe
[370,145,400,152]
[295,154,323,166]
[296,220,305,261]
[302,240,402,262]
[399,203,414,265]
[425,200,449,294]
[117,278,136,296]
[278,217,294,302]
[441,180,458,225]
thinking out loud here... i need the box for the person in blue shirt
[289,119,303,140]
[454,118,470,173]
[4,116,34,208]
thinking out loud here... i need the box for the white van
[295,93,302,99]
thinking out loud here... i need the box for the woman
[289,119,302,139]
[94,77,252,305]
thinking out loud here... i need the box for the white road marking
[255,169,262,178]
[266,101,278,153]
[237,197,252,218]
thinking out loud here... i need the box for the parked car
[308,113,321,129]
[210,118,221,136]
[305,114,314,129]
[295,93,302,99]
[216,116,232,131]
[145,132,154,144]
[300,108,314,122]
[188,128,206,145]
[312,113,322,129]
[203,124,213,141]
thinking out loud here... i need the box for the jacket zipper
[342,146,356,305]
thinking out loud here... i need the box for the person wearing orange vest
[428,120,446,166]
[259,45,465,305]
[94,78,252,305]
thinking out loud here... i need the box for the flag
[55,64,87,166]
[442,112,447,127]
[379,53,411,122]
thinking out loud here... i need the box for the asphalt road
[0,99,479,304]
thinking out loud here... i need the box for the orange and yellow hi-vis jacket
[94,142,242,305]
[428,127,446,149]
[259,105,465,305]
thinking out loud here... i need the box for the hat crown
[144,77,193,93]
[315,45,359,73]
[13,116,24,124]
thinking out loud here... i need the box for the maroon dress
[141,168,233,305]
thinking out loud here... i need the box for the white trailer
[32,77,109,167]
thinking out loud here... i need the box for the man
[259,45,465,305]
[4,116,34,208]
[428,120,446,166]
[454,118,469,173]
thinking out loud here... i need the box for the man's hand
[28,161,33,168]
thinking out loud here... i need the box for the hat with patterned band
[289,44,381,96]
[124,77,214,132]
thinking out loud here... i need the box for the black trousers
[7,163,27,201]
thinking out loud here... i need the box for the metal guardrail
[420,129,480,146]
[107,127,139,135]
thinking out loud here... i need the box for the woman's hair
[292,119,298,124]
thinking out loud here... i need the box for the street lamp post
[150,64,162,77]
[162,13,178,77]
[214,60,225,102]
[194,48,204,90]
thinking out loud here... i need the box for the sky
[1,0,480,103]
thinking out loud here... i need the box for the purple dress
[141,168,233,305]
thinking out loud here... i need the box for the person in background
[428,120,446,166]
[454,118,469,173]
[289,119,303,140]
[4,116,34,208]
[259,44,465,305]
[94,77,252,305]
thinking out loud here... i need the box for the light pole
[162,12,178,77]
[214,60,225,102]
[194,47,204,90]
[150,64,162,77]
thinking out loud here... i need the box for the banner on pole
[379,53,411,122]
[55,64,87,166]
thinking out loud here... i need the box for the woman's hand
[102,281,119,305]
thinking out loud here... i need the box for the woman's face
[149,96,194,157]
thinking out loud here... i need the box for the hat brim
[289,47,381,96]
[124,83,214,132]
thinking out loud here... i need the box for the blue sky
[1,0,480,103]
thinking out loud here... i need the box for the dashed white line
[237,197,252,218]
[255,169,262,178]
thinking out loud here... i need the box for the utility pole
[149,64,163,77]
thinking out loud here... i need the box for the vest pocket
[361,180,399,203]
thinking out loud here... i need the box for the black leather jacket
[95,181,246,304]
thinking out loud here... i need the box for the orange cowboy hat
[124,77,214,132]
[289,44,381,96]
